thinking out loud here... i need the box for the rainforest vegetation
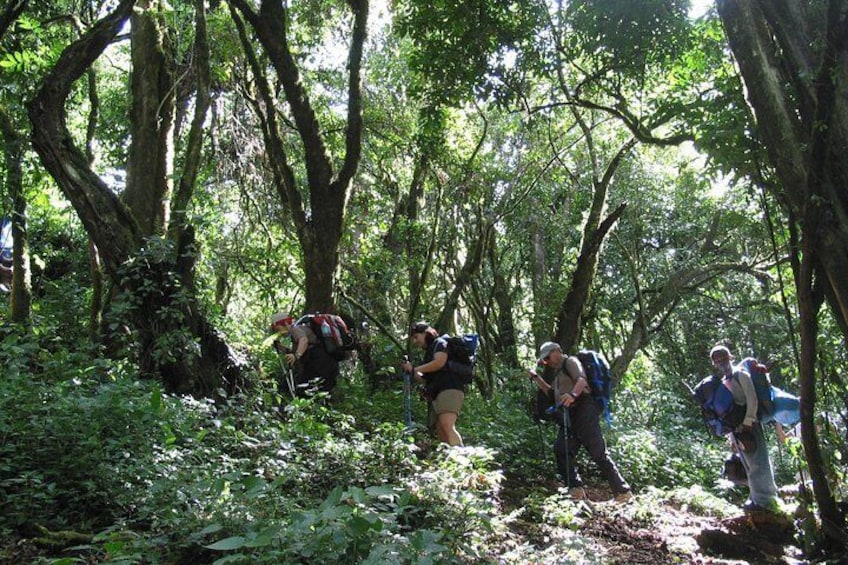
[1,0,847,563]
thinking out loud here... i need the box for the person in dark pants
[270,312,339,397]
[527,341,632,501]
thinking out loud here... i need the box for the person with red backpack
[270,312,340,397]
[528,342,631,501]
[709,344,779,513]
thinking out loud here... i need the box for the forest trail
[500,479,804,564]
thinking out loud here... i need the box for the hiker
[269,312,340,397]
[402,322,464,446]
[528,342,632,501]
[709,344,779,513]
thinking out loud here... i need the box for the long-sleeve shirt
[724,369,758,427]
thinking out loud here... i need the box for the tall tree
[716,0,848,545]
[0,0,32,322]
[227,0,368,312]
[27,0,247,397]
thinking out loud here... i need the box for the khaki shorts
[432,388,464,416]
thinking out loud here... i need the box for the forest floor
[499,477,807,564]
[0,479,815,565]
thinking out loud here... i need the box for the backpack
[295,313,357,360]
[692,375,746,437]
[443,333,478,386]
[737,358,800,427]
[737,358,775,420]
[531,349,613,423]
[577,350,613,424]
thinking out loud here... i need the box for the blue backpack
[693,375,746,436]
[577,350,613,423]
[531,349,614,423]
[737,358,800,428]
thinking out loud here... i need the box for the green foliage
[564,0,692,77]
[0,333,170,529]
[636,485,738,519]
[394,0,547,105]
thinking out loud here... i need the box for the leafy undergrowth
[0,339,813,564]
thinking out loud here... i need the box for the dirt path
[500,480,805,564]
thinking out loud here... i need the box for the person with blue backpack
[527,342,632,501]
[709,345,780,513]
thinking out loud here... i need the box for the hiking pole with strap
[524,369,550,461]
[281,355,297,399]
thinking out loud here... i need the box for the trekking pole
[561,404,571,490]
[546,399,571,490]
[525,369,550,460]
[281,355,296,398]
[403,356,413,429]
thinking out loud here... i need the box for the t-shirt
[544,356,585,400]
[289,324,317,346]
[422,335,462,397]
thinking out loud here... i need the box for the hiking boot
[568,486,588,500]
[743,499,782,515]
[614,491,633,503]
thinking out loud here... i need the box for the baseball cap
[709,345,732,361]
[537,341,561,363]
[409,322,430,335]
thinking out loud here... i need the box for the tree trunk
[125,0,175,236]
[717,0,848,545]
[0,110,31,324]
[556,202,626,352]
[168,0,211,245]
[554,122,635,353]
[228,0,368,313]
[27,0,248,398]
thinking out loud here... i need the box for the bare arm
[564,356,590,398]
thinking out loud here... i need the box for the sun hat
[537,341,561,363]
[270,312,294,329]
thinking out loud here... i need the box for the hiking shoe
[743,499,782,515]
[568,486,588,500]
[743,501,766,513]
[614,491,633,503]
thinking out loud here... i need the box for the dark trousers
[291,346,339,396]
[553,396,629,494]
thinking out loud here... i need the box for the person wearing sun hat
[269,312,339,397]
[709,343,779,513]
[527,341,631,502]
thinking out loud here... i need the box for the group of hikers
[268,311,791,512]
